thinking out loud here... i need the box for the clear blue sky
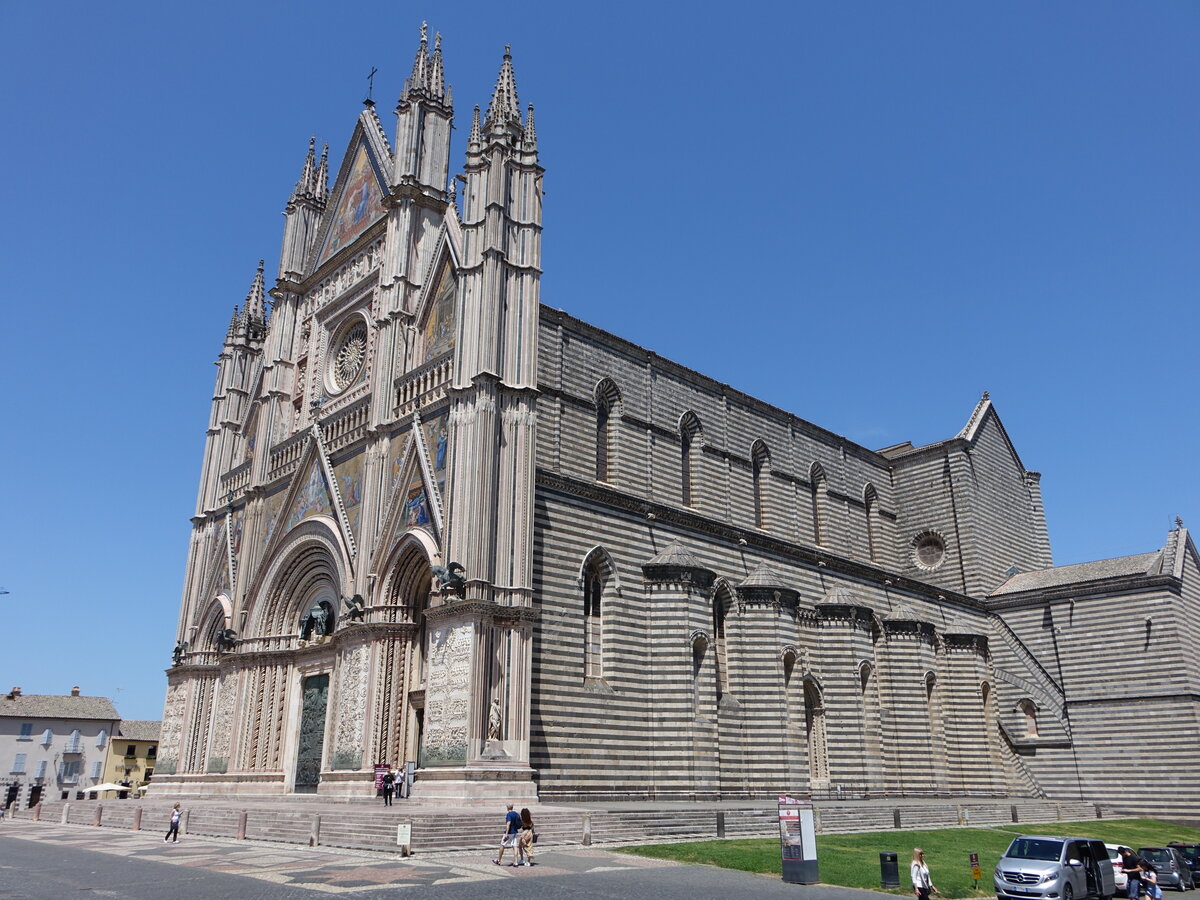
[1,1,1196,720]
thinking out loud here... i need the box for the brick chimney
[6,686,20,699]
[70,686,81,697]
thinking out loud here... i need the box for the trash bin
[880,851,900,889]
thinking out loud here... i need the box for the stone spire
[409,21,430,94]
[484,45,522,132]
[244,259,267,324]
[523,104,537,151]
[468,105,482,151]
[429,32,445,99]
[315,143,329,202]
[290,137,317,203]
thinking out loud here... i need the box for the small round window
[329,319,368,392]
[913,532,946,570]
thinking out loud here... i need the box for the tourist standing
[517,807,535,866]
[492,804,522,866]
[382,769,395,807]
[164,803,182,843]
[911,848,938,899]
[1119,847,1145,899]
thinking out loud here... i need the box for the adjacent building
[1,686,120,808]
[153,25,1199,814]
[104,720,161,794]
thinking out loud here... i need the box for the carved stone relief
[208,674,238,761]
[157,682,186,772]
[422,622,473,764]
[333,643,368,767]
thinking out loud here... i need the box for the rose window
[331,321,367,391]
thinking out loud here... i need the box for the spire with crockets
[484,44,522,136]
[394,21,453,197]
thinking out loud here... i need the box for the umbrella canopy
[84,782,131,793]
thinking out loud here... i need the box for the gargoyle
[431,562,466,598]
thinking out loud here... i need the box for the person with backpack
[382,769,395,806]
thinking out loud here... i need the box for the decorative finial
[435,32,441,51]
[420,21,428,43]
[505,43,512,57]
[982,390,990,400]
[1176,516,1184,528]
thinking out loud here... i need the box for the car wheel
[1063,884,1073,900]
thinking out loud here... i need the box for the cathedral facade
[155,26,1200,813]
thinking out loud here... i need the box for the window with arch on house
[810,463,827,546]
[584,567,603,679]
[752,441,770,529]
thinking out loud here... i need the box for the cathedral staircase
[26,796,1104,855]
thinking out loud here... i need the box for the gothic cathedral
[156,25,1200,814]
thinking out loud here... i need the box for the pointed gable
[314,124,389,267]
[285,455,336,532]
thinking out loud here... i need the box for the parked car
[1138,847,1195,892]
[995,835,1116,900]
[1107,844,1129,891]
[1169,844,1200,883]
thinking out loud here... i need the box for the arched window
[863,484,879,562]
[691,633,709,712]
[783,650,797,687]
[1019,699,1038,737]
[752,441,770,529]
[803,678,829,784]
[680,412,702,507]
[584,568,603,679]
[810,463,827,546]
[594,379,621,483]
[713,585,733,700]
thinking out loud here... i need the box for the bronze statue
[172,641,189,666]
[343,594,366,622]
[299,601,334,640]
[215,629,237,652]
[431,562,466,598]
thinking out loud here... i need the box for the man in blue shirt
[493,804,522,866]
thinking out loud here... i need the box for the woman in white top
[911,848,938,899]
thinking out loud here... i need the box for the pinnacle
[484,44,521,129]
[244,259,267,323]
[468,104,482,148]
[523,104,537,150]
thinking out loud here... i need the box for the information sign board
[778,797,818,885]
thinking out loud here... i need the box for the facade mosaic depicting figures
[159,25,1200,816]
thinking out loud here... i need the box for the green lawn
[615,819,1200,898]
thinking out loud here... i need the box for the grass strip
[615,818,1200,898]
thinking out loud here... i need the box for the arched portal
[803,678,829,791]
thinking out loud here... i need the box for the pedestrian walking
[911,848,938,899]
[517,807,535,866]
[1143,864,1162,900]
[492,803,522,866]
[164,803,182,843]
[382,769,395,807]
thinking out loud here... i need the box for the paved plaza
[0,820,895,899]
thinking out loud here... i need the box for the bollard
[61,803,70,824]
[880,852,900,889]
[581,812,592,846]
[182,808,190,836]
[716,811,725,838]
[237,810,247,840]
[1011,804,1018,823]
[893,808,901,829]
[310,814,321,847]
[132,807,142,830]
[32,802,41,822]
[93,804,103,827]
[1095,804,1103,819]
